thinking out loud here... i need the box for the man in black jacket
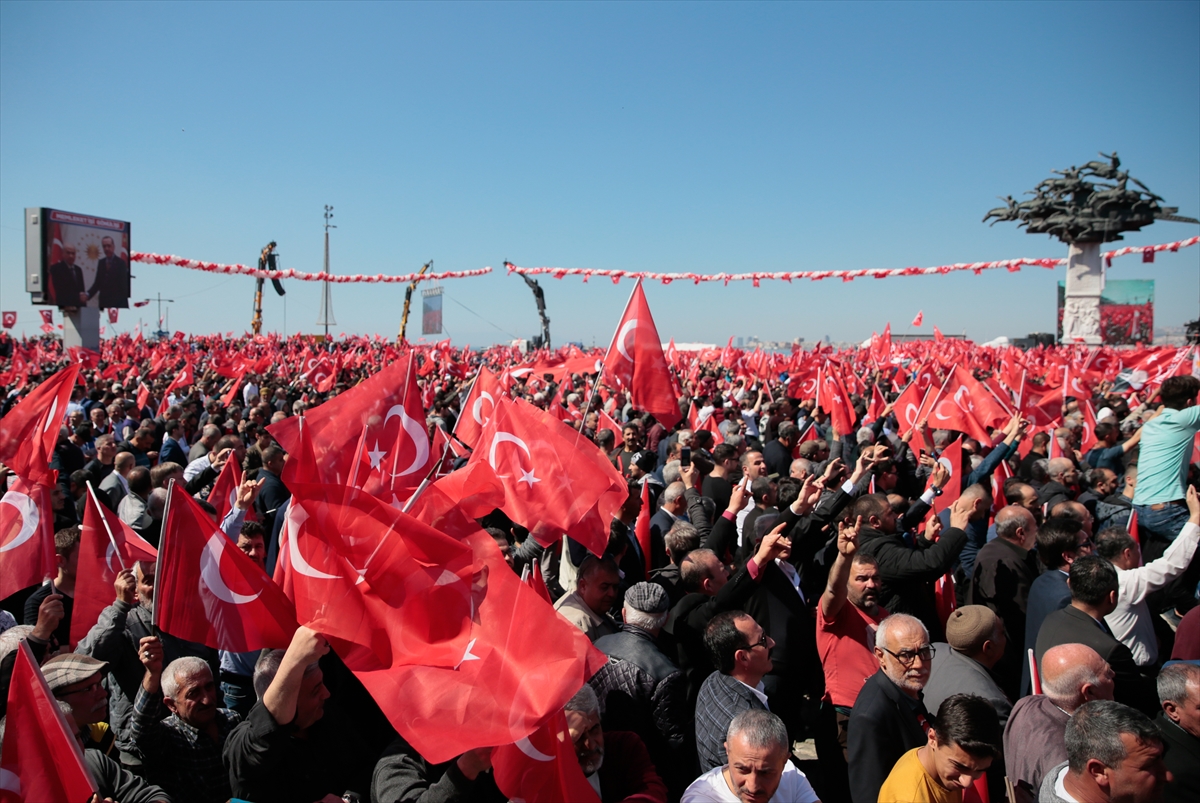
[1155,663,1200,803]
[255,445,291,540]
[852,488,976,641]
[847,612,935,803]
[1035,555,1158,716]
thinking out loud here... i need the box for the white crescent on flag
[0,489,39,552]
[200,533,261,605]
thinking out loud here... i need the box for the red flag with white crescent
[0,642,97,803]
[911,310,923,327]
[467,396,627,555]
[156,482,297,652]
[454,367,502,449]
[0,477,56,600]
[493,710,601,803]
[71,487,158,648]
[0,363,79,487]
[600,281,681,429]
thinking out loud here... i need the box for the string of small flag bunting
[131,235,1198,286]
[505,236,1200,285]
[129,252,492,283]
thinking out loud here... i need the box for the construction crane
[398,260,433,341]
[251,241,285,334]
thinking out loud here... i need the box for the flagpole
[152,480,175,636]
[451,369,483,439]
[86,482,126,572]
[586,278,641,418]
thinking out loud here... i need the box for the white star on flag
[455,637,480,670]
[518,468,540,487]
[367,442,386,470]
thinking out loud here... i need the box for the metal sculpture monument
[984,153,1197,344]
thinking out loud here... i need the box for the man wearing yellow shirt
[878,694,1001,803]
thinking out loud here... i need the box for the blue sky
[2,1,1197,346]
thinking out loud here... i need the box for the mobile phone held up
[680,447,691,468]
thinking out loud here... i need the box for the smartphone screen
[680,447,691,467]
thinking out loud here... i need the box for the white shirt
[682,762,819,803]
[1106,521,1200,665]
[1053,765,1081,803]
[242,382,259,406]
[738,679,771,709]
[736,498,756,547]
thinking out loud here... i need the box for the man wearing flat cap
[590,581,689,797]
[43,652,118,756]
[922,605,1012,728]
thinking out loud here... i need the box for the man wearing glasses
[847,612,936,803]
[43,653,117,756]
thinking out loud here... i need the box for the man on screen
[89,235,129,308]
[48,244,87,308]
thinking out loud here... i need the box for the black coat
[255,468,290,540]
[847,669,930,803]
[90,255,129,309]
[856,524,967,641]
[1157,712,1200,803]
[1035,604,1158,716]
[762,438,792,478]
[48,261,85,306]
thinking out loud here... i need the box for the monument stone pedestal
[1061,241,1104,345]
[63,307,101,352]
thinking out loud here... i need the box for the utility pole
[154,293,174,339]
[316,205,336,340]
[399,260,433,342]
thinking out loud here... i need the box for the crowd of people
[1,331,1198,803]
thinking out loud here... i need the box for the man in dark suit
[969,505,1041,699]
[1022,515,1093,695]
[158,419,189,468]
[48,244,87,308]
[254,445,291,542]
[762,421,799,478]
[1155,663,1200,803]
[847,612,934,803]
[649,482,688,573]
[1036,555,1157,716]
[88,235,129,308]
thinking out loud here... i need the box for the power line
[442,292,521,340]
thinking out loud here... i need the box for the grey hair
[662,482,686,505]
[726,708,788,754]
[0,625,34,662]
[253,648,319,700]
[624,607,668,631]
[856,428,876,446]
[1065,700,1161,773]
[162,656,212,700]
[564,683,599,718]
[790,458,813,478]
[664,522,701,564]
[1157,663,1200,707]
[875,613,928,653]
[724,433,745,450]
[662,459,682,487]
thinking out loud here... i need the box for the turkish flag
[305,356,336,392]
[209,454,255,525]
[929,368,992,443]
[893,382,927,436]
[0,642,97,803]
[931,438,963,515]
[524,559,554,606]
[220,371,246,408]
[39,309,53,325]
[108,307,119,324]
[1079,400,1099,455]
[597,409,623,442]
[276,482,477,671]
[71,487,158,647]
[0,363,79,487]
[991,456,1015,515]
[0,477,56,599]
[156,482,296,651]
[1,311,15,329]
[270,355,432,506]
[867,383,887,423]
[67,346,101,369]
[468,397,628,555]
[816,365,856,436]
[600,281,681,429]
[493,710,601,803]
[933,325,945,342]
[911,311,923,327]
[634,480,652,580]
[350,527,607,764]
[136,382,152,415]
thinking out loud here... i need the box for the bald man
[1003,643,1114,796]
[1038,457,1079,510]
